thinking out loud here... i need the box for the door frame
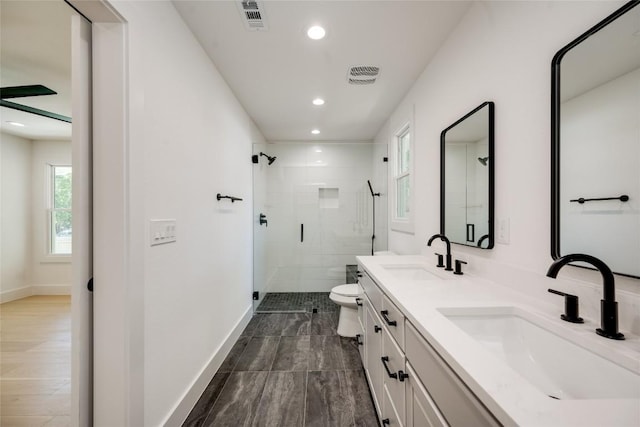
[67,1,144,425]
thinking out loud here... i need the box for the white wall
[30,140,72,293]
[0,135,72,302]
[379,1,640,334]
[0,132,32,301]
[101,2,265,425]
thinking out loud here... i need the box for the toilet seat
[331,283,360,297]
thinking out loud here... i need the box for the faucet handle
[453,260,467,275]
[434,253,445,268]
[548,289,584,324]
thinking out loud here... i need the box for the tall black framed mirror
[551,1,640,278]
[441,101,495,249]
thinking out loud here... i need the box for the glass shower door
[252,142,386,312]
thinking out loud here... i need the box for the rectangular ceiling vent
[347,66,380,85]
[237,1,268,31]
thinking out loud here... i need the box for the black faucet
[427,234,453,271]
[546,254,624,340]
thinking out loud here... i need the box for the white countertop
[357,255,640,427]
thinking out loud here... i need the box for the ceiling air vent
[347,66,380,85]
[237,1,268,31]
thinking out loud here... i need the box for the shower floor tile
[256,292,339,313]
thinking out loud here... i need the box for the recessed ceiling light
[312,98,325,106]
[307,25,326,40]
[311,129,320,135]
[6,121,25,127]
[315,148,322,153]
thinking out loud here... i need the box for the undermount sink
[381,264,443,281]
[438,306,640,400]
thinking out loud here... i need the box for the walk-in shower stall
[253,142,387,313]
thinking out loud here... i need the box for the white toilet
[329,283,361,337]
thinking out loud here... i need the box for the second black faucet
[427,234,453,271]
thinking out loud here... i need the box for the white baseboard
[0,284,72,304]
[32,284,72,295]
[163,305,253,427]
[0,286,33,304]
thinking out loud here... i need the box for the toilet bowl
[329,283,361,337]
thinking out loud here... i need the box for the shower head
[478,156,489,166]
[260,152,277,165]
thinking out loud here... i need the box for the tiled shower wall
[257,142,386,293]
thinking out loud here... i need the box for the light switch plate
[150,219,177,246]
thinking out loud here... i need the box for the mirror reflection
[441,102,494,249]
[552,2,640,278]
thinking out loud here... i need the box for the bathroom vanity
[356,255,640,426]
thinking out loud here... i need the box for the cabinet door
[382,327,406,426]
[365,298,383,418]
[382,383,404,427]
[356,284,366,362]
[405,363,448,427]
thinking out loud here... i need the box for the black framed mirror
[551,1,640,279]
[441,101,495,249]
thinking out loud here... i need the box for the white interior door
[70,13,93,427]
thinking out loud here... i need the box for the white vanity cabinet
[360,269,407,426]
[358,266,499,427]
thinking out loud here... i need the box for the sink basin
[381,264,442,281]
[439,306,640,400]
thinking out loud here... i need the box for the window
[49,165,72,255]
[395,126,411,220]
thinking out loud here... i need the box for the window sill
[40,255,72,264]
[391,219,414,235]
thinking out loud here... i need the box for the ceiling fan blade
[0,84,57,99]
[1,100,71,123]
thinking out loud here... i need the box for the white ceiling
[173,0,471,142]
[0,1,74,141]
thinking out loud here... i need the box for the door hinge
[87,277,93,292]
[252,291,259,300]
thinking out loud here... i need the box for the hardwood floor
[183,312,379,427]
[1,296,71,427]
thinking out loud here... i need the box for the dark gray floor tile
[310,312,337,335]
[305,370,355,427]
[235,336,280,371]
[344,369,379,427]
[251,371,306,427]
[254,313,288,336]
[281,313,311,336]
[219,336,251,372]
[340,337,363,370]
[309,335,344,371]
[242,315,264,337]
[182,372,230,427]
[203,371,269,427]
[272,336,310,372]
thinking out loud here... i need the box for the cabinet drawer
[382,327,406,426]
[381,294,405,349]
[405,322,499,427]
[359,269,383,312]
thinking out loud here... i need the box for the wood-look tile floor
[0,295,71,427]
[183,312,379,427]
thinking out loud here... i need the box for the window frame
[47,164,73,259]
[390,120,414,234]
